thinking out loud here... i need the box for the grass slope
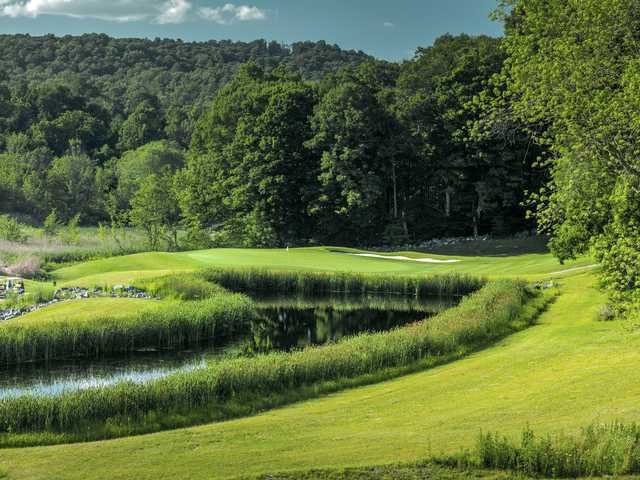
[51,247,594,287]
[1,272,637,480]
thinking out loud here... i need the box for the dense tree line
[494,0,640,309]
[0,32,542,248]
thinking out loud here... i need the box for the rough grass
[0,279,540,446]
[201,268,484,297]
[0,294,255,365]
[473,423,640,478]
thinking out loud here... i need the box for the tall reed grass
[134,273,228,300]
[0,293,255,365]
[0,280,543,444]
[475,423,640,477]
[201,268,484,298]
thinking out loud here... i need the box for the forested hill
[0,33,543,248]
[0,33,370,115]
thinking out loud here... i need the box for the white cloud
[0,0,267,24]
[0,0,194,23]
[199,3,267,24]
[383,21,395,28]
[155,0,192,24]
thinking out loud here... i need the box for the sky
[0,0,504,61]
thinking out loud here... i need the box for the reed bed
[0,279,542,444]
[201,268,485,298]
[134,273,228,300]
[473,423,640,478]
[0,293,255,365]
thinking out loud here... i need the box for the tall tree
[498,0,640,307]
[187,64,317,246]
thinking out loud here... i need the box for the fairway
[50,247,594,287]
[0,255,633,480]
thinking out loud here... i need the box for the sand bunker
[351,253,461,264]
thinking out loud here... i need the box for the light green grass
[16,298,159,323]
[50,247,594,287]
[0,272,634,480]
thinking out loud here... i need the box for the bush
[2,256,42,278]
[0,215,27,243]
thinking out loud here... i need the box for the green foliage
[45,146,96,222]
[129,171,181,251]
[118,99,164,151]
[0,279,536,444]
[57,214,81,245]
[43,209,61,238]
[498,0,640,306]
[0,215,27,243]
[115,140,185,208]
[187,64,318,246]
[476,423,640,478]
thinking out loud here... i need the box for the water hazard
[0,292,456,399]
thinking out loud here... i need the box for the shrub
[2,256,42,279]
[0,215,27,243]
[43,210,61,238]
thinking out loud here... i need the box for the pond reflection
[0,292,456,399]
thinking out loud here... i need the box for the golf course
[1,246,631,479]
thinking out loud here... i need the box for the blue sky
[0,0,503,60]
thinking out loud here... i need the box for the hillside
[0,34,371,111]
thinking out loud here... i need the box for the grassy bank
[0,279,542,447]
[0,293,254,365]
[201,268,485,297]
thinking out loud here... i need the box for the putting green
[50,247,594,287]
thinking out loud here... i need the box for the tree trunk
[391,163,398,219]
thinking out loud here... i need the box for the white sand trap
[547,264,599,275]
[351,253,461,264]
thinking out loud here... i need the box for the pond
[0,292,456,399]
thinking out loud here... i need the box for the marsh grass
[0,294,255,365]
[134,273,228,300]
[471,423,640,478]
[0,279,548,446]
[201,268,484,298]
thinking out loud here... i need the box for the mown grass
[47,246,594,288]
[201,268,484,297]
[247,462,517,480]
[0,293,255,365]
[250,421,640,480]
[16,298,160,323]
[0,279,543,447]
